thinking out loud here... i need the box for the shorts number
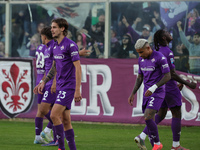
[149,97,155,107]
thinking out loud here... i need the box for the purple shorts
[37,93,43,104]
[41,85,56,104]
[161,90,182,108]
[54,89,75,110]
[142,93,165,113]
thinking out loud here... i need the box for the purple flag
[160,2,199,29]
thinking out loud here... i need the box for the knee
[50,113,58,122]
[171,106,181,118]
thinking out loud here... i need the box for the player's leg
[170,106,189,150]
[34,103,47,144]
[63,109,76,150]
[51,103,66,150]
[40,102,54,142]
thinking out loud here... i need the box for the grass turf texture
[0,119,199,150]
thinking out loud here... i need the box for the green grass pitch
[0,119,199,150]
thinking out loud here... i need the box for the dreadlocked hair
[154,29,166,51]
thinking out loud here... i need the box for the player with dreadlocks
[134,29,196,150]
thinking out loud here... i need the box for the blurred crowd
[0,2,200,74]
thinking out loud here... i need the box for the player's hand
[144,90,153,97]
[128,94,134,106]
[177,83,183,91]
[33,84,39,94]
[51,84,56,94]
[188,82,197,89]
[38,82,45,94]
[74,90,82,102]
[79,48,91,56]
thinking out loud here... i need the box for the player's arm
[33,73,45,94]
[43,60,56,84]
[51,72,57,94]
[128,74,143,106]
[73,60,82,102]
[145,72,171,97]
[38,60,56,94]
[170,68,196,89]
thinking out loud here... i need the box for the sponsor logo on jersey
[44,54,50,59]
[71,51,78,57]
[141,66,155,71]
[162,64,169,69]
[54,54,65,59]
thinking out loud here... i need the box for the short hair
[41,26,53,40]
[51,18,68,36]
[135,39,148,49]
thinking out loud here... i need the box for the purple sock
[45,111,53,124]
[155,114,163,124]
[35,117,43,136]
[55,124,65,150]
[145,119,160,143]
[53,126,57,142]
[47,121,53,129]
[171,118,181,142]
[65,129,76,150]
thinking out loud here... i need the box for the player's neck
[57,35,65,45]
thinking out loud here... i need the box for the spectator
[26,22,45,57]
[66,30,73,40]
[86,38,104,58]
[0,25,19,57]
[177,21,200,75]
[110,29,120,58]
[76,32,87,50]
[0,41,5,57]
[117,33,137,58]
[122,16,153,44]
[175,43,190,73]
[187,8,199,35]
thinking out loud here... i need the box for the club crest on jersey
[61,45,64,50]
[151,58,155,62]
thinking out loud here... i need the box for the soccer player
[134,29,196,150]
[33,42,53,144]
[128,39,171,150]
[38,18,82,150]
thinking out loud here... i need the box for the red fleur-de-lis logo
[2,63,29,112]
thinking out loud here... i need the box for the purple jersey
[159,46,182,108]
[53,37,80,90]
[159,46,181,92]
[138,50,170,98]
[44,40,55,86]
[35,44,46,85]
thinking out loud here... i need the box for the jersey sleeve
[138,58,143,75]
[158,54,170,74]
[69,42,80,62]
[167,51,175,70]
